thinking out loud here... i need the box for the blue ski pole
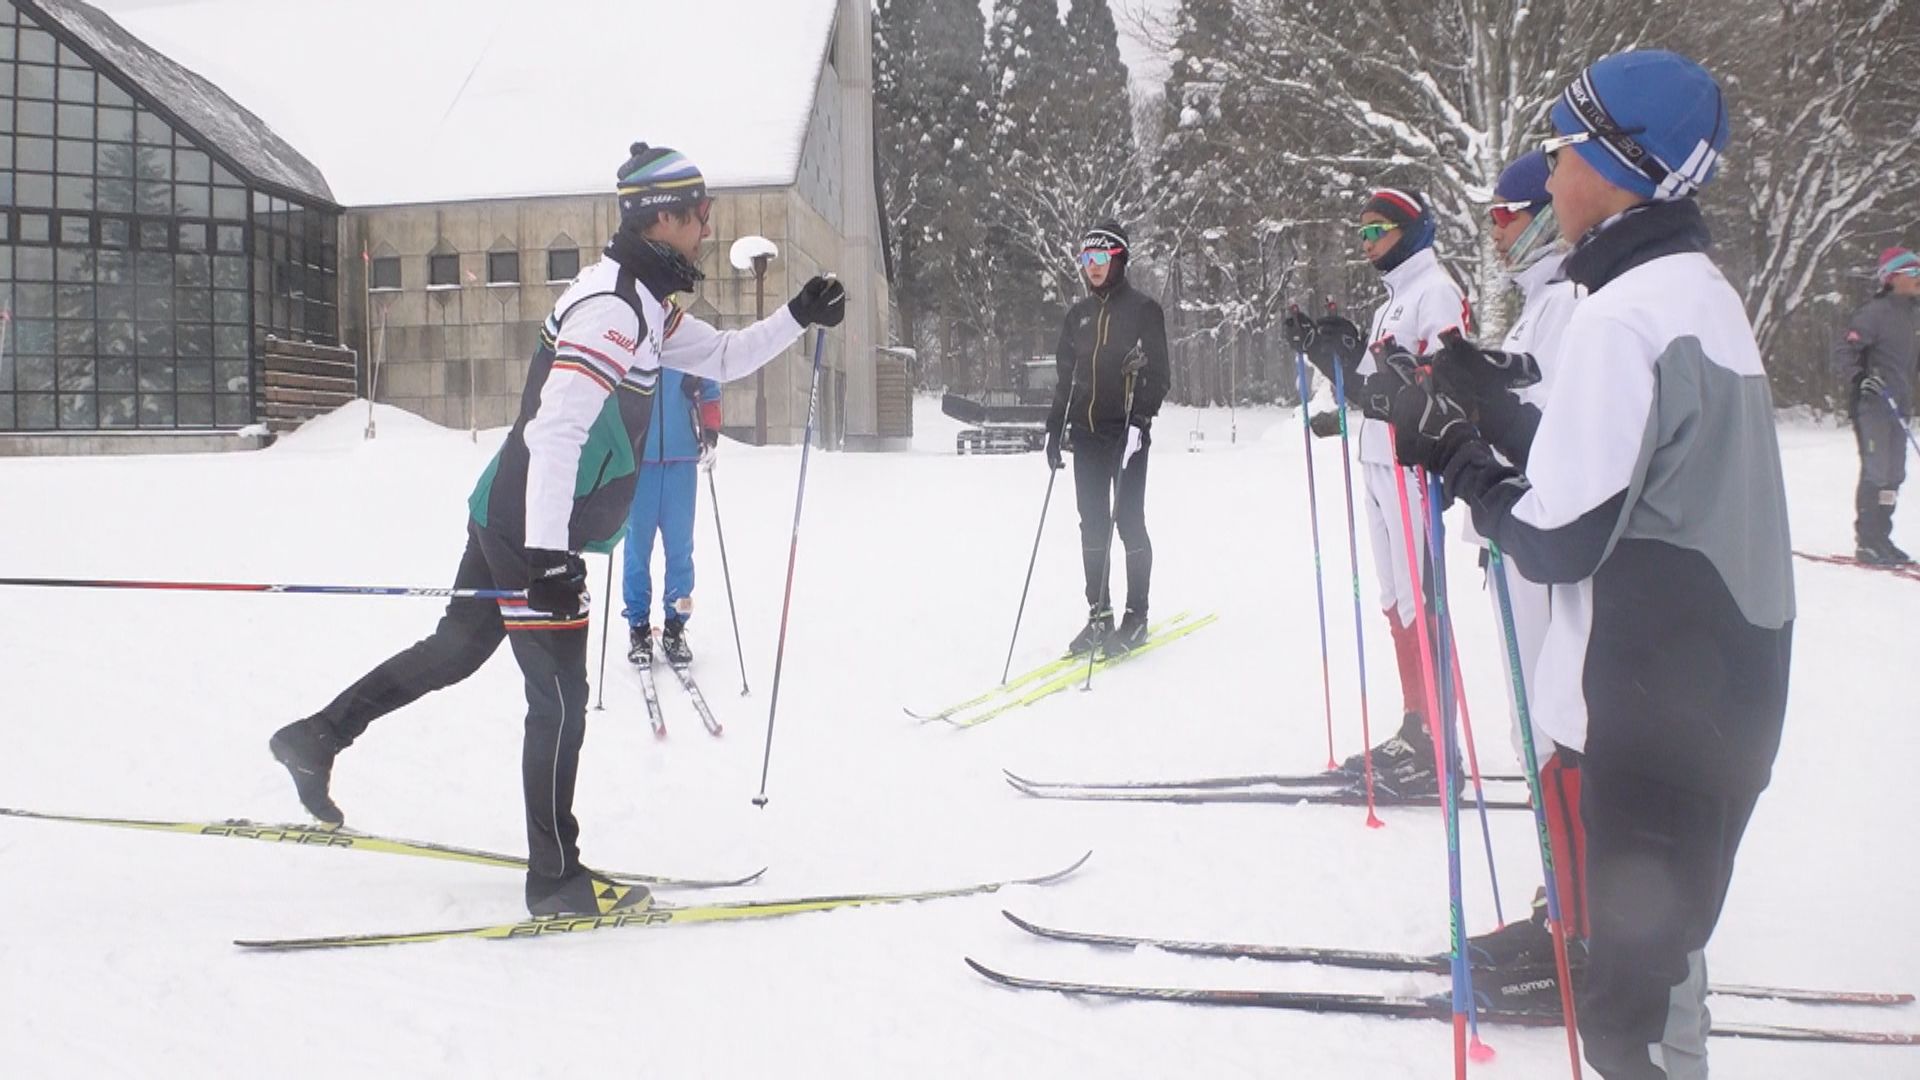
[1328,306,1383,828]
[1490,544,1585,1077]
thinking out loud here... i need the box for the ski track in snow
[0,400,1913,1077]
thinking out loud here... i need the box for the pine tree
[875,0,991,389]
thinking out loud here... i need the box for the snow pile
[0,404,1913,1077]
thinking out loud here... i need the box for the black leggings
[1071,428,1152,615]
[307,524,591,880]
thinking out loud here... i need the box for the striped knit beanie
[1362,188,1435,269]
[1080,221,1130,260]
[617,143,707,223]
[1877,247,1919,289]
[1550,50,1728,202]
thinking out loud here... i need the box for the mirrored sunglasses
[1356,222,1399,243]
[1077,249,1117,268]
[1488,201,1533,227]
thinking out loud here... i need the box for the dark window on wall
[486,251,519,285]
[429,253,460,287]
[547,247,580,283]
[369,256,401,290]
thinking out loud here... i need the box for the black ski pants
[1071,426,1151,616]
[1576,759,1759,1079]
[306,523,591,881]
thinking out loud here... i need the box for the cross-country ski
[2,7,1911,1077]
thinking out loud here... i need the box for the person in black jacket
[1045,222,1171,656]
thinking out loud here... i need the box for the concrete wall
[340,181,890,446]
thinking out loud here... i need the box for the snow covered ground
[1,395,1914,1078]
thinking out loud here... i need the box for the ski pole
[1328,305,1382,829]
[1291,315,1336,770]
[593,553,614,711]
[1491,544,1584,1079]
[1444,608,1506,928]
[1388,446,1473,1077]
[1421,467,1493,1066]
[0,576,522,600]
[753,326,829,808]
[1001,468,1058,684]
[1883,388,1920,456]
[707,468,751,696]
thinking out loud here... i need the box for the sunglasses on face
[1077,249,1118,268]
[1539,124,1648,171]
[1892,267,1920,279]
[1356,222,1399,243]
[1488,201,1533,228]
[690,197,713,226]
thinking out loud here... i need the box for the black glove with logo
[1355,338,1419,420]
[1309,410,1343,439]
[788,276,847,328]
[1388,377,1475,474]
[525,548,588,618]
[1308,314,1366,386]
[1044,427,1065,470]
[1435,328,1542,401]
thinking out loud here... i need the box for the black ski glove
[1388,376,1475,474]
[1044,427,1064,470]
[1308,314,1365,385]
[787,276,847,328]
[1355,338,1419,421]
[1283,309,1316,352]
[1309,410,1343,439]
[525,548,588,618]
[1435,329,1542,402]
[680,374,706,400]
[1860,372,1887,399]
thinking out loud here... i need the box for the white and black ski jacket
[1359,247,1471,466]
[1458,200,1794,797]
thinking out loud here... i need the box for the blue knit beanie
[1494,151,1551,214]
[1549,50,1729,202]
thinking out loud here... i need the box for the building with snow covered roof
[2,0,902,451]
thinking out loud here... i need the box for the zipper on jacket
[1086,297,1111,429]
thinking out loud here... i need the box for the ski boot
[1065,606,1113,657]
[526,866,653,919]
[1467,889,1579,972]
[627,623,653,665]
[660,617,693,668]
[1101,609,1149,657]
[1335,711,1431,782]
[268,718,345,825]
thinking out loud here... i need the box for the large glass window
[0,3,339,432]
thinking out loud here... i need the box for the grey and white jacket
[1457,199,1794,797]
